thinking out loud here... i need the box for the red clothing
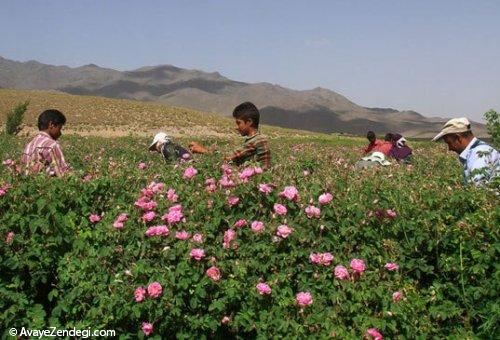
[377,141,393,156]
[364,140,392,156]
[21,132,69,176]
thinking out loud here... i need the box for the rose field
[0,133,499,339]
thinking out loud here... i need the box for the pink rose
[305,205,321,219]
[223,229,237,249]
[145,225,169,237]
[147,282,163,298]
[385,209,397,219]
[219,176,235,188]
[309,253,322,265]
[192,233,203,243]
[258,183,273,195]
[392,291,403,302]
[384,262,399,271]
[350,259,366,273]
[233,219,247,228]
[205,178,217,193]
[334,265,350,280]
[321,252,333,266]
[142,322,153,336]
[113,221,124,230]
[134,286,147,302]
[89,214,101,223]
[166,188,178,202]
[190,248,205,261]
[169,204,183,212]
[221,316,231,325]
[318,192,333,205]
[251,221,265,233]
[134,196,152,210]
[227,196,240,207]
[147,181,165,193]
[238,167,255,181]
[276,224,293,238]
[183,166,198,179]
[162,209,183,224]
[141,211,156,222]
[5,231,14,244]
[365,328,383,340]
[3,159,14,166]
[143,200,157,211]
[279,186,299,201]
[273,203,287,216]
[138,162,147,170]
[221,163,232,175]
[0,188,6,197]
[295,292,313,306]
[256,282,272,295]
[141,188,155,198]
[175,230,190,240]
[116,213,128,223]
[206,266,221,282]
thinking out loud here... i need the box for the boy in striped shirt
[189,102,271,169]
[21,109,69,177]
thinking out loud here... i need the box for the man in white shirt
[433,118,499,185]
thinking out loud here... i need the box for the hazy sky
[1,0,499,122]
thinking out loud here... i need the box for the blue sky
[1,0,499,122]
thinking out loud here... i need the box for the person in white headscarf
[149,132,191,162]
[388,133,413,163]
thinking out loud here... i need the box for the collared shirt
[231,132,271,169]
[21,132,69,176]
[459,137,499,184]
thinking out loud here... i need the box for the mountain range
[0,56,487,137]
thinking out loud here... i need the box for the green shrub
[484,109,499,149]
[0,136,498,338]
[5,101,29,135]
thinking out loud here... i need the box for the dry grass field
[0,89,325,140]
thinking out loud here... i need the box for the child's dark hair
[366,131,376,142]
[384,133,393,141]
[38,109,66,130]
[233,102,259,128]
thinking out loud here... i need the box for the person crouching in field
[363,131,392,156]
[21,109,69,177]
[149,132,191,162]
[389,133,413,163]
[433,117,499,185]
[189,102,271,169]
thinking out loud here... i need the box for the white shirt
[459,137,499,184]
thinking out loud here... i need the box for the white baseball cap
[149,132,171,150]
[432,117,471,141]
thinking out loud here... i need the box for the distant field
[0,89,327,139]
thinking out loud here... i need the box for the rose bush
[0,134,498,338]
